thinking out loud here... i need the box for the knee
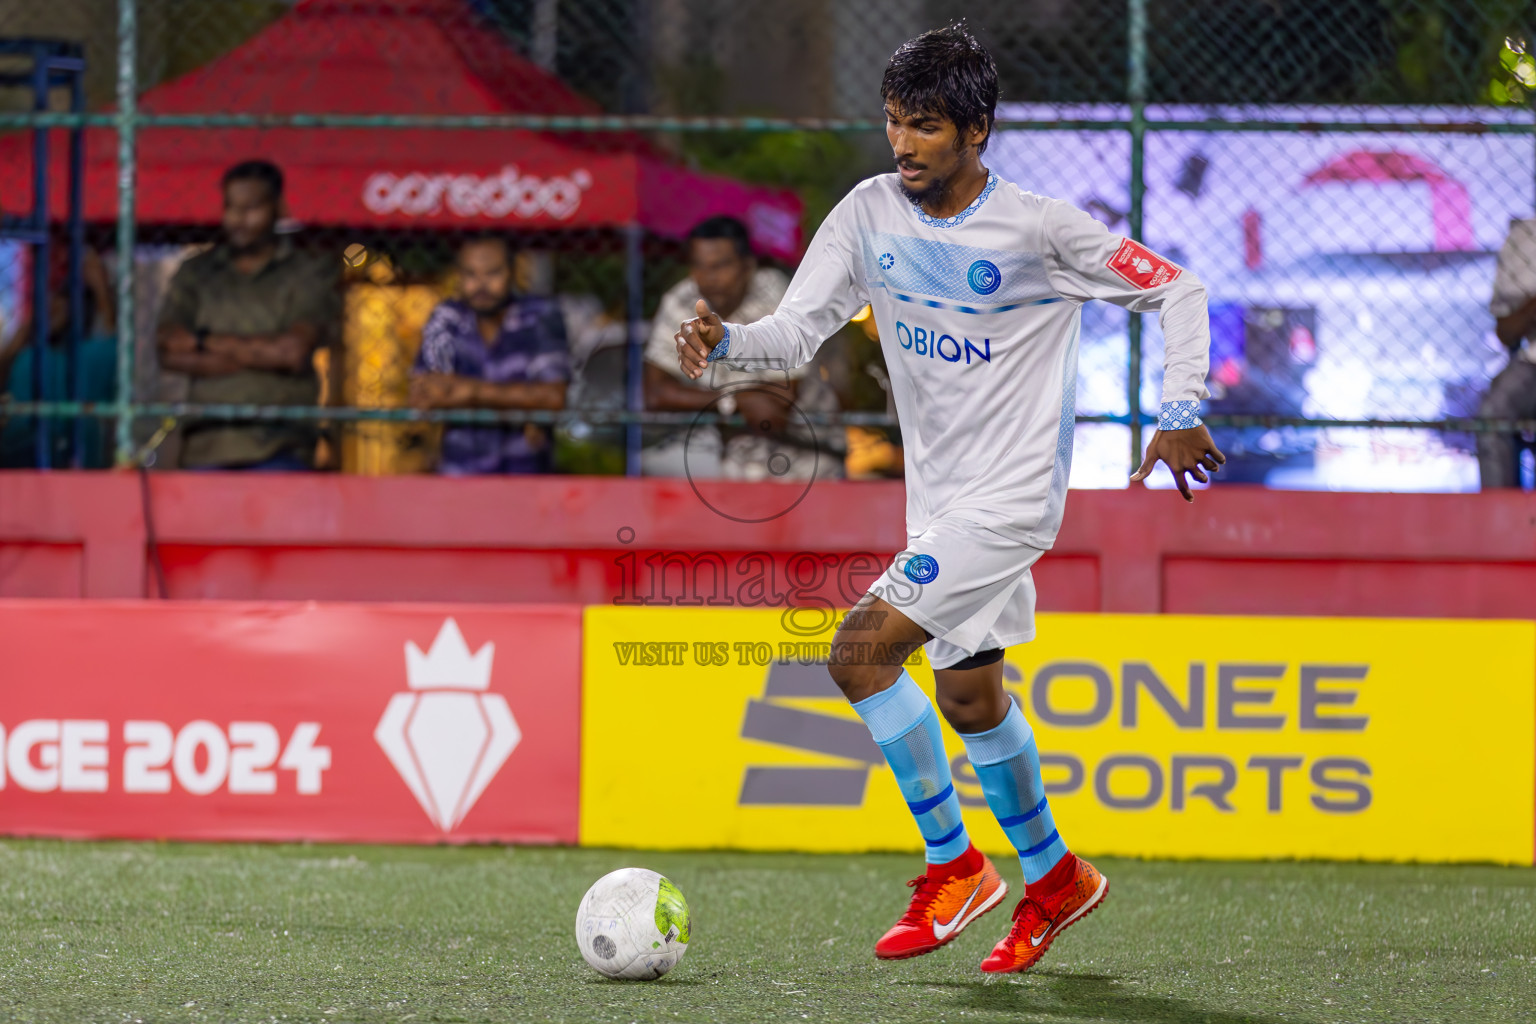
[827,655,898,704]
[826,656,859,695]
[936,688,1009,735]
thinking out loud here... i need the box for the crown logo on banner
[376,618,520,831]
[404,617,495,691]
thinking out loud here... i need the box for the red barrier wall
[2,470,1535,617]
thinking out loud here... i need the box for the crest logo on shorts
[903,554,940,585]
[967,260,1001,295]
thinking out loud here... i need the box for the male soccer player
[676,25,1223,973]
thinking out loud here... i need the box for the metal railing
[0,0,1530,486]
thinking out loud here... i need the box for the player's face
[221,179,279,254]
[688,238,754,319]
[886,103,988,205]
[886,104,965,198]
[458,241,514,315]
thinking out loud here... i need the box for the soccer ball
[574,867,691,980]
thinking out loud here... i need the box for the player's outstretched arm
[1131,425,1226,503]
[674,299,725,380]
[1042,199,1223,503]
[674,192,868,382]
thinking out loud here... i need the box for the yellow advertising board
[581,608,1535,865]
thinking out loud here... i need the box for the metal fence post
[624,223,644,477]
[1127,0,1148,472]
[68,63,86,466]
[29,51,51,469]
[113,0,138,466]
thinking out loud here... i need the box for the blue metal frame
[0,39,87,469]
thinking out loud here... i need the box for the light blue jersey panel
[862,231,1060,316]
[1042,314,1081,535]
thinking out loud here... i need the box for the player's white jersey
[714,172,1211,547]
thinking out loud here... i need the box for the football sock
[851,670,970,864]
[959,696,1069,885]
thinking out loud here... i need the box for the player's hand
[1131,424,1225,503]
[674,298,725,380]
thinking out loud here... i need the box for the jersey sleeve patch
[1106,239,1182,289]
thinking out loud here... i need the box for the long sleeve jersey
[712,172,1211,548]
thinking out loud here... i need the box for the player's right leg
[828,593,1006,960]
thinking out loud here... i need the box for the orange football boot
[979,852,1107,974]
[875,844,1008,960]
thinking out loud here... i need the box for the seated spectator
[409,236,569,475]
[644,216,840,481]
[552,293,629,475]
[1481,217,1536,488]
[0,241,118,468]
[156,159,339,470]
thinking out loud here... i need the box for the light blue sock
[851,671,970,864]
[959,696,1068,883]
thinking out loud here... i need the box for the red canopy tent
[0,0,803,259]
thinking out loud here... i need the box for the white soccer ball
[574,867,691,980]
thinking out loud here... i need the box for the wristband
[706,323,731,363]
[194,327,210,354]
[716,392,737,418]
[1158,400,1202,430]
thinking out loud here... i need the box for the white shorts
[867,516,1043,670]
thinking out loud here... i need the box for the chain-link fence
[2,0,1536,490]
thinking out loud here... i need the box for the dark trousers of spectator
[1477,357,1536,488]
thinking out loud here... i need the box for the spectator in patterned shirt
[410,236,570,475]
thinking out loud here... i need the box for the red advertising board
[0,601,581,844]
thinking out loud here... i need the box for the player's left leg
[933,650,1108,974]
[828,594,1007,960]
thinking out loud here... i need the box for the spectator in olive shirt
[156,160,339,470]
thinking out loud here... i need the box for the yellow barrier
[581,608,1535,865]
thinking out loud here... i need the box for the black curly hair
[881,22,1000,154]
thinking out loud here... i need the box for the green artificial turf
[0,840,1532,1023]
